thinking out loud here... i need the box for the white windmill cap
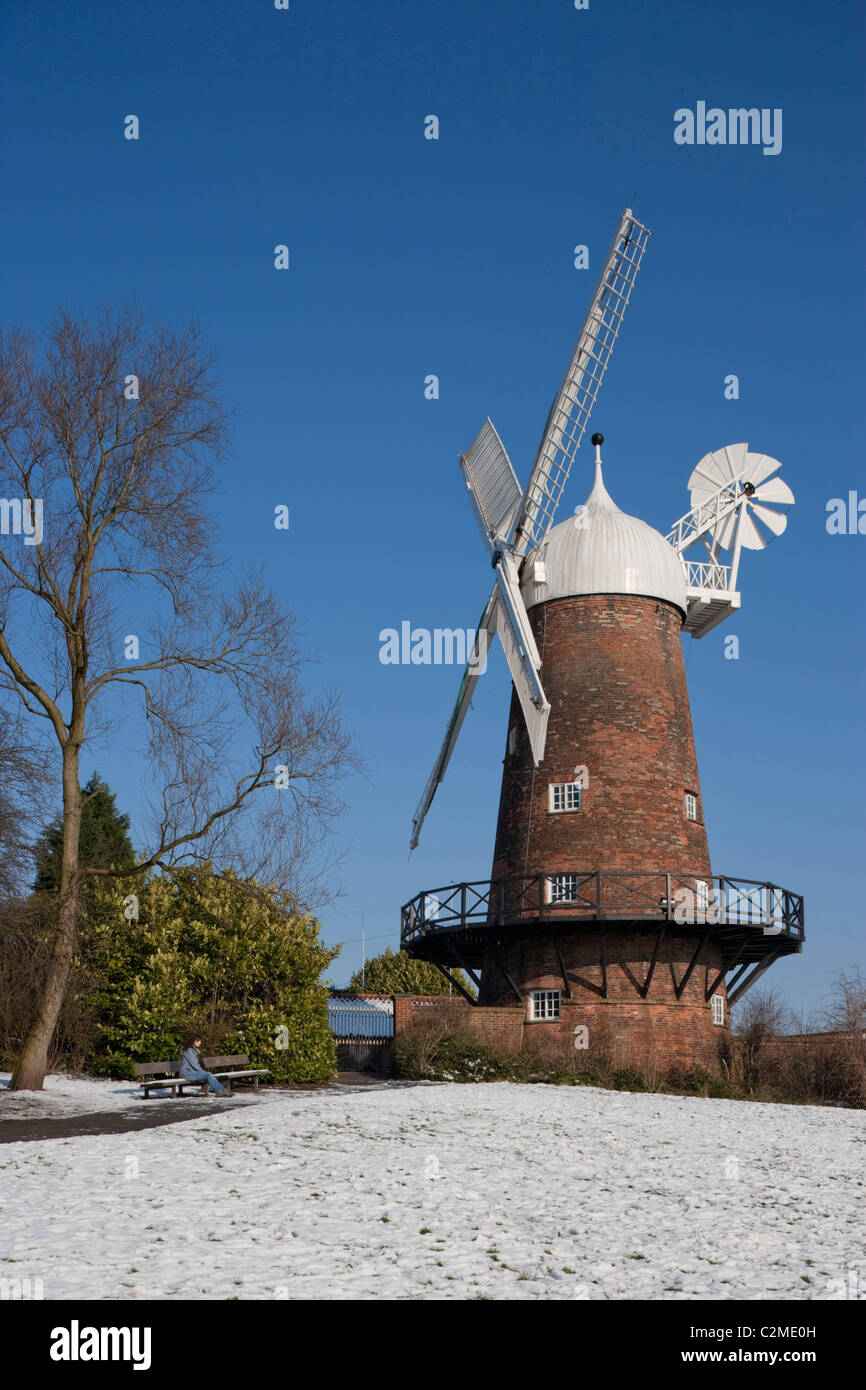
[520,443,688,616]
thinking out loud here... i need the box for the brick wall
[479,927,729,1069]
[329,991,393,1000]
[479,928,726,1009]
[521,999,728,1072]
[392,984,729,1073]
[492,594,712,881]
[392,995,523,1054]
[743,1031,857,1056]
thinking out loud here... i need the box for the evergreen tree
[33,775,136,894]
[83,866,339,1083]
[350,946,475,997]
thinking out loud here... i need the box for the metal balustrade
[401,872,804,946]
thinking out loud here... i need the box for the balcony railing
[401,872,804,946]
[683,559,733,591]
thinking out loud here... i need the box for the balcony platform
[401,872,804,1006]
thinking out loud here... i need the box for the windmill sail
[410,593,498,851]
[492,556,550,765]
[513,208,651,559]
[460,418,523,554]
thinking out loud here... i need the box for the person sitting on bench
[179,1035,230,1095]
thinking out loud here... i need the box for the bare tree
[734,987,785,1093]
[823,969,866,1106]
[0,706,46,901]
[0,305,355,1090]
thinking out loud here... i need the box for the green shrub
[665,1065,739,1100]
[435,1036,507,1082]
[224,996,335,1086]
[396,1027,580,1086]
[609,1066,647,1093]
[76,866,338,1083]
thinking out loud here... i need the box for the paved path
[0,1074,425,1144]
[0,1100,245,1144]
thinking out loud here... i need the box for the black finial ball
[591,432,604,446]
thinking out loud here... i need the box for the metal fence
[328,997,395,1074]
[327,997,394,1039]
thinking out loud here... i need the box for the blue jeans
[182,1067,227,1095]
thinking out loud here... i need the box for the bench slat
[212,1069,270,1078]
[141,1078,204,1089]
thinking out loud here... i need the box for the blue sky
[1,0,863,1017]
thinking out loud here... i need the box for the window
[696,879,708,911]
[507,726,516,756]
[547,873,580,904]
[685,791,698,821]
[711,994,725,1026]
[530,989,561,1021]
[549,781,582,813]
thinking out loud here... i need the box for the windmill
[401,207,803,1073]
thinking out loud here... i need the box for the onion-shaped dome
[520,461,687,616]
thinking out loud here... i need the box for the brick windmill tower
[402,209,804,1073]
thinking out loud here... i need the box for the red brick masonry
[492,594,712,881]
[481,592,728,1069]
[393,990,730,1073]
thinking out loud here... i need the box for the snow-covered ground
[1,1077,863,1300]
[0,1071,150,1119]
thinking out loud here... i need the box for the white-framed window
[530,989,561,1021]
[507,726,516,756]
[711,994,725,1026]
[685,791,698,822]
[549,781,582,813]
[546,873,580,904]
[696,879,708,911]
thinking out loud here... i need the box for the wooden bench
[134,1054,271,1098]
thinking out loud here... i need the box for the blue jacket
[179,1046,203,1077]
